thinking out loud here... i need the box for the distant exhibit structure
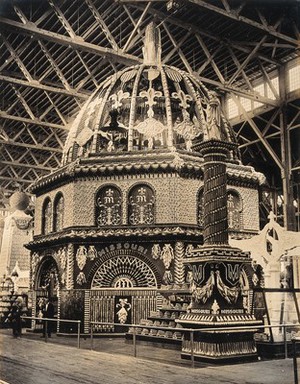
[0,191,33,324]
[27,23,265,346]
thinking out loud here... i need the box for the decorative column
[177,139,261,363]
[66,243,74,290]
[174,241,185,286]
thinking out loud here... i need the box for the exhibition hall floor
[0,329,296,384]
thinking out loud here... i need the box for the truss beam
[0,111,68,131]
[0,74,89,99]
[189,0,299,46]
[0,16,142,66]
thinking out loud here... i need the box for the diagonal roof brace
[0,17,142,66]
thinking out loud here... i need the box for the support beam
[0,111,68,131]
[0,160,53,172]
[0,175,35,184]
[0,34,33,82]
[84,0,119,50]
[0,74,89,98]
[48,0,77,39]
[0,139,62,153]
[279,66,296,230]
[122,1,151,52]
[230,93,283,171]
[188,0,299,46]
[0,16,142,66]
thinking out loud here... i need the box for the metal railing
[21,316,81,349]
[90,321,300,372]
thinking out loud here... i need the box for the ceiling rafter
[0,159,53,172]
[188,0,299,46]
[38,40,73,92]
[0,16,142,66]
[48,0,77,39]
[0,138,62,154]
[130,3,281,66]
[0,74,89,98]
[231,93,283,171]
[84,0,119,51]
[10,84,36,120]
[0,34,33,82]
[0,110,68,130]
[122,1,152,52]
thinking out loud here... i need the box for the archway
[33,257,59,331]
[87,254,158,333]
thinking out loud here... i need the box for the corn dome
[62,23,236,165]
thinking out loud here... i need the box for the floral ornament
[172,90,192,109]
[76,246,87,271]
[215,270,240,304]
[109,90,130,109]
[163,270,173,285]
[140,87,162,119]
[76,272,87,286]
[160,244,174,269]
[87,245,97,261]
[151,244,161,260]
[172,90,202,146]
[191,271,215,304]
[134,84,165,141]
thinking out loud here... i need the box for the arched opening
[42,198,52,234]
[88,254,158,332]
[128,184,155,225]
[95,185,122,226]
[53,193,64,232]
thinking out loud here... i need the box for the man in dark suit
[42,298,55,338]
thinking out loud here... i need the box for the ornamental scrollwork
[151,244,161,260]
[160,244,174,269]
[76,246,87,271]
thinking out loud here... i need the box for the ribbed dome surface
[62,23,236,165]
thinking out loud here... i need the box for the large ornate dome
[62,23,236,165]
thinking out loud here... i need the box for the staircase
[126,291,191,346]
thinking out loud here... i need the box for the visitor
[42,298,55,338]
[7,301,22,338]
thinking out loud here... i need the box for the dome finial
[142,22,161,66]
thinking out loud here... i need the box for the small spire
[142,22,161,66]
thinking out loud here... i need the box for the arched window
[227,191,242,230]
[96,186,122,226]
[128,184,155,225]
[53,194,64,232]
[197,188,204,227]
[42,198,52,234]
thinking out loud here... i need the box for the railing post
[133,326,137,358]
[283,325,288,359]
[91,322,94,351]
[45,320,48,342]
[292,338,299,384]
[77,321,81,349]
[190,330,195,369]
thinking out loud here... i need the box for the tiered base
[178,313,261,363]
